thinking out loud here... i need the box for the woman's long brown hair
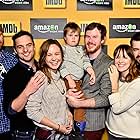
[114,44,140,82]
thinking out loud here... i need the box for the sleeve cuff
[108,93,120,106]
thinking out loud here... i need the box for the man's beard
[87,44,100,54]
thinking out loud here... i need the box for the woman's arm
[109,77,140,114]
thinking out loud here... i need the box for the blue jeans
[11,130,35,140]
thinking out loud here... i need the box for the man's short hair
[84,22,106,40]
[130,32,140,46]
[12,30,34,47]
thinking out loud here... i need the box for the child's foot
[74,121,86,134]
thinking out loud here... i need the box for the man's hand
[66,95,84,108]
[58,124,72,135]
[11,71,46,112]
[66,88,84,99]
[24,71,46,97]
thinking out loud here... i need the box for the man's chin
[87,49,96,54]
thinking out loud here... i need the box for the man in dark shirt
[3,30,45,140]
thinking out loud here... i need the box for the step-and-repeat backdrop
[0,0,140,58]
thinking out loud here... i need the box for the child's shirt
[60,44,92,80]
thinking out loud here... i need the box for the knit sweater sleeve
[78,46,92,70]
[25,77,48,123]
[109,77,140,114]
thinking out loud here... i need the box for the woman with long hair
[106,44,140,139]
[26,39,73,140]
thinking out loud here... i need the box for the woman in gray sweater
[26,39,73,140]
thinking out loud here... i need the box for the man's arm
[11,71,45,112]
[93,70,112,108]
[3,71,45,115]
[67,64,112,108]
[66,94,96,108]
[66,88,95,108]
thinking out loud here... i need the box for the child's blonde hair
[63,22,81,37]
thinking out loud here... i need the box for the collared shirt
[0,49,18,133]
[3,60,38,132]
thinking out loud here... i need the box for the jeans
[11,130,35,140]
[0,131,11,140]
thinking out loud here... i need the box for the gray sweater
[82,51,113,131]
[26,71,70,130]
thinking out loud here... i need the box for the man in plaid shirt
[0,26,18,139]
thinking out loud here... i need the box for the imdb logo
[44,0,66,8]
[124,0,140,8]
[0,21,21,36]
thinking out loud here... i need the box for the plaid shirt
[0,49,17,133]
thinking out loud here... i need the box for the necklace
[52,79,65,95]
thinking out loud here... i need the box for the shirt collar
[18,60,38,72]
[64,44,77,49]
[50,70,60,81]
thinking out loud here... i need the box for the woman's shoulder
[135,76,140,81]
[131,76,140,84]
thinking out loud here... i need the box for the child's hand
[86,67,96,85]
[68,78,76,89]
[89,72,95,85]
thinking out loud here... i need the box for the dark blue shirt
[0,49,18,133]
